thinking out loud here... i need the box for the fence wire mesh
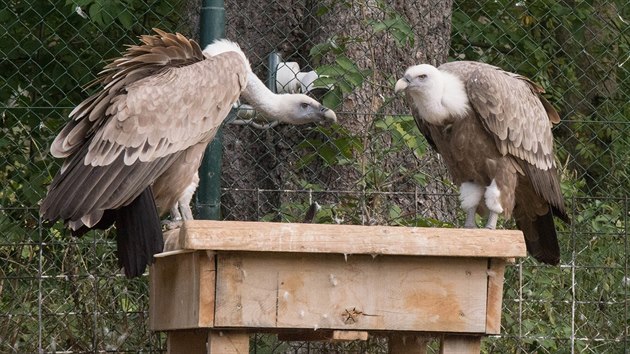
[1,0,628,353]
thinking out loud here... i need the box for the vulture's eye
[418,74,427,79]
[300,102,309,109]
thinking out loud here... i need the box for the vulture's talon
[162,219,183,230]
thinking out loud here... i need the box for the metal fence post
[197,0,225,220]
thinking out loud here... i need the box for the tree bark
[219,0,458,224]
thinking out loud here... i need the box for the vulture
[40,29,337,277]
[395,61,569,265]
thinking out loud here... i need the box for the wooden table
[150,220,525,353]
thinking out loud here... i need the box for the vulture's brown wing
[439,61,567,220]
[41,30,248,226]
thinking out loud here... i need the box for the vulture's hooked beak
[321,106,337,123]
[394,77,409,94]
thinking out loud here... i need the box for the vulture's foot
[484,211,499,230]
[162,218,183,230]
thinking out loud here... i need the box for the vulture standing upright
[40,29,337,277]
[395,61,569,264]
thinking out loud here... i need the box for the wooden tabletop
[164,220,526,258]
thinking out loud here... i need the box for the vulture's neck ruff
[405,64,470,126]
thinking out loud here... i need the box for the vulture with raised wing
[40,29,336,277]
[395,61,569,264]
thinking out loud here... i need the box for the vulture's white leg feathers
[40,29,336,278]
[484,179,504,229]
[396,61,569,265]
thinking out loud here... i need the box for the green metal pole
[197,0,225,220]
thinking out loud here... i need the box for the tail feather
[70,210,116,237]
[114,187,164,277]
[552,205,570,225]
[515,209,560,265]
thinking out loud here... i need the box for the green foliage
[311,1,414,109]
[0,0,189,352]
[313,55,370,110]
[1,0,628,352]
[271,115,449,227]
[65,0,135,29]
[451,0,630,197]
[367,1,414,47]
[283,2,439,227]
[451,1,629,352]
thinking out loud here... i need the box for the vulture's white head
[262,93,337,125]
[395,64,469,125]
[395,64,442,94]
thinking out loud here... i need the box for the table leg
[439,335,481,354]
[207,331,249,353]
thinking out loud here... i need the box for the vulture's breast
[428,113,503,186]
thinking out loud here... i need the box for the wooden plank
[207,331,249,354]
[485,258,507,334]
[180,220,526,258]
[150,251,215,331]
[214,252,489,333]
[167,330,208,354]
[388,334,429,354]
[198,252,217,327]
[163,228,183,252]
[213,253,278,328]
[439,335,481,354]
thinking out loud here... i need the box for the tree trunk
[220,0,458,225]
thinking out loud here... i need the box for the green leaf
[88,2,102,25]
[335,56,358,72]
[315,5,330,17]
[315,65,343,77]
[312,76,338,87]
[117,10,133,29]
[322,88,342,110]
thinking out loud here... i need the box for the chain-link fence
[1,0,628,353]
